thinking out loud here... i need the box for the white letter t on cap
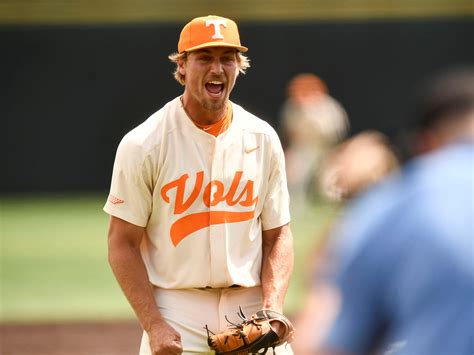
[206,19,227,39]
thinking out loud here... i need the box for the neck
[181,94,228,125]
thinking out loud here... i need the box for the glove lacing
[205,306,275,355]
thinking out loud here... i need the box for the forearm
[108,238,163,332]
[108,221,183,354]
[261,224,294,313]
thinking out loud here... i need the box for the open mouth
[205,81,224,97]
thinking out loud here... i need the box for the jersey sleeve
[260,132,291,230]
[103,135,154,227]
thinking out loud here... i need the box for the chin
[204,98,226,111]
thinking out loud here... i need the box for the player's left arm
[261,223,294,313]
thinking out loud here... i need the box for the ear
[178,58,186,76]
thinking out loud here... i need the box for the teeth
[208,81,223,85]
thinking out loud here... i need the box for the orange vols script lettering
[161,171,258,246]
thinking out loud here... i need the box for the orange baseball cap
[178,15,248,53]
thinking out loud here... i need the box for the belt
[202,284,240,289]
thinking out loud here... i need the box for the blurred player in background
[279,73,349,211]
[315,66,474,355]
[104,15,294,355]
[291,130,400,354]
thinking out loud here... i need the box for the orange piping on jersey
[170,210,255,246]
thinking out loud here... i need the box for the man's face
[179,47,239,112]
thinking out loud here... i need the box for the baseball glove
[205,306,294,354]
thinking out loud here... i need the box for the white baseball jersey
[104,96,290,289]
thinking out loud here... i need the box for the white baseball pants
[139,286,293,354]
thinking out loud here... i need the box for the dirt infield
[0,320,143,355]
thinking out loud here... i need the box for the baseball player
[104,15,294,354]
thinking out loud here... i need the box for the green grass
[0,194,339,322]
[285,200,341,315]
[0,194,134,322]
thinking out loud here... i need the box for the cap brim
[182,42,248,53]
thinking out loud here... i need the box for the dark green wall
[3,19,473,192]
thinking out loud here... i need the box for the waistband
[199,284,241,290]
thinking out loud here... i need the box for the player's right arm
[107,216,183,355]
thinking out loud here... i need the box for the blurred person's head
[320,131,400,201]
[286,73,328,105]
[412,66,474,155]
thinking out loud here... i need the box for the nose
[210,58,224,74]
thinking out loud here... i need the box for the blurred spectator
[314,67,474,355]
[318,130,400,202]
[291,131,400,354]
[280,73,349,211]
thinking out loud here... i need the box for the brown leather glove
[205,307,294,354]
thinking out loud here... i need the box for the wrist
[262,296,284,313]
[262,304,283,313]
[142,314,167,333]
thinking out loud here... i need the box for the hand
[148,320,183,355]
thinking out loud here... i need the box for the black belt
[204,284,240,289]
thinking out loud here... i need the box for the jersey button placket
[209,137,227,286]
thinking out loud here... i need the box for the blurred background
[1,1,473,354]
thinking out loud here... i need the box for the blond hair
[168,51,250,86]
